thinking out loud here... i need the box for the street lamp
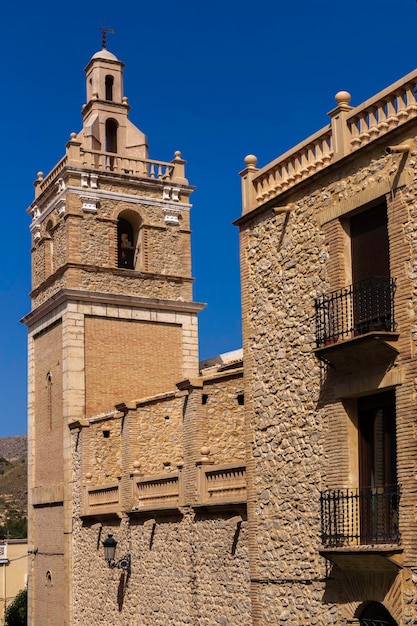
[102,534,131,574]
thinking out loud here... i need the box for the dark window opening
[351,203,391,334]
[46,372,52,431]
[202,394,208,405]
[103,430,110,439]
[117,218,135,269]
[358,390,398,544]
[105,75,114,101]
[237,394,244,406]
[105,118,118,154]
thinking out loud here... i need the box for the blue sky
[2,0,417,436]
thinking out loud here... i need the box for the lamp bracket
[108,554,131,574]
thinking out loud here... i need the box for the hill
[0,437,27,538]
[0,436,27,463]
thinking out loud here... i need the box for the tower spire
[94,23,115,50]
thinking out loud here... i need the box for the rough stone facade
[238,76,417,624]
[70,360,249,626]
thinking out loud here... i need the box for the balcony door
[351,203,391,334]
[358,390,398,544]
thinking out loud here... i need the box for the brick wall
[32,505,65,626]
[33,322,63,484]
[85,316,183,415]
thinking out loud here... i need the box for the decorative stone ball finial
[70,132,77,141]
[85,472,92,482]
[200,446,210,461]
[174,150,182,160]
[122,97,128,105]
[132,461,140,474]
[37,172,44,181]
[334,91,352,106]
[244,154,258,168]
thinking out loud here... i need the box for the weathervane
[94,23,115,50]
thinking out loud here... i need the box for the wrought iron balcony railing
[314,277,396,348]
[320,485,400,547]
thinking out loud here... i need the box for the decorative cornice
[28,183,192,228]
[22,287,206,327]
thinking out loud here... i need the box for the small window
[46,372,53,431]
[202,394,208,405]
[105,75,114,101]
[237,394,244,406]
[105,118,118,154]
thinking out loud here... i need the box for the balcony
[314,277,398,368]
[320,485,400,547]
[315,277,396,347]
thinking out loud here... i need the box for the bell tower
[23,46,203,625]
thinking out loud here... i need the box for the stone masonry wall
[30,172,193,308]
[240,127,417,624]
[131,395,184,475]
[72,367,250,625]
[203,374,246,465]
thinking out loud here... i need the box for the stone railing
[346,71,417,151]
[83,482,120,516]
[36,156,68,196]
[79,149,175,180]
[241,68,417,213]
[133,471,182,511]
[198,463,247,506]
[34,133,188,198]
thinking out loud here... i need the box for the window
[358,390,398,544]
[350,202,391,334]
[105,75,114,101]
[105,119,118,154]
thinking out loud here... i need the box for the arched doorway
[359,602,398,626]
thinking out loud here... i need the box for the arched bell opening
[358,601,398,626]
[117,211,142,270]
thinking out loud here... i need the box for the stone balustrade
[241,68,417,213]
[346,70,417,151]
[83,482,120,516]
[198,463,247,506]
[133,471,182,511]
[34,138,187,198]
[79,149,175,180]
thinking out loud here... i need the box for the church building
[23,41,417,626]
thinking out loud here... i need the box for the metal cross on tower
[94,24,115,50]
